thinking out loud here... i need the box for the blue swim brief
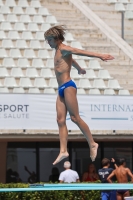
[58,80,77,98]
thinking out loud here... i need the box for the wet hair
[44,25,66,41]
[101,158,110,167]
[119,158,126,165]
[64,161,71,168]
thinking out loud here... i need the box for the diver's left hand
[78,68,86,75]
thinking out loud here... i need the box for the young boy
[44,25,114,165]
[107,158,133,200]
[98,158,117,200]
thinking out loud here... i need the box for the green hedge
[0,182,133,200]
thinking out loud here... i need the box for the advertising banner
[0,94,132,130]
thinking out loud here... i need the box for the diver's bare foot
[53,152,69,165]
[90,143,98,162]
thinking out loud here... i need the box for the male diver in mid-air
[44,25,114,165]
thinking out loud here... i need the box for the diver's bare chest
[54,52,64,66]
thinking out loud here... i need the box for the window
[6,143,36,183]
[104,142,132,169]
[71,142,101,179]
[39,142,68,182]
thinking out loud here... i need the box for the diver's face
[46,37,58,48]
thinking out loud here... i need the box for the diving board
[0,183,132,192]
